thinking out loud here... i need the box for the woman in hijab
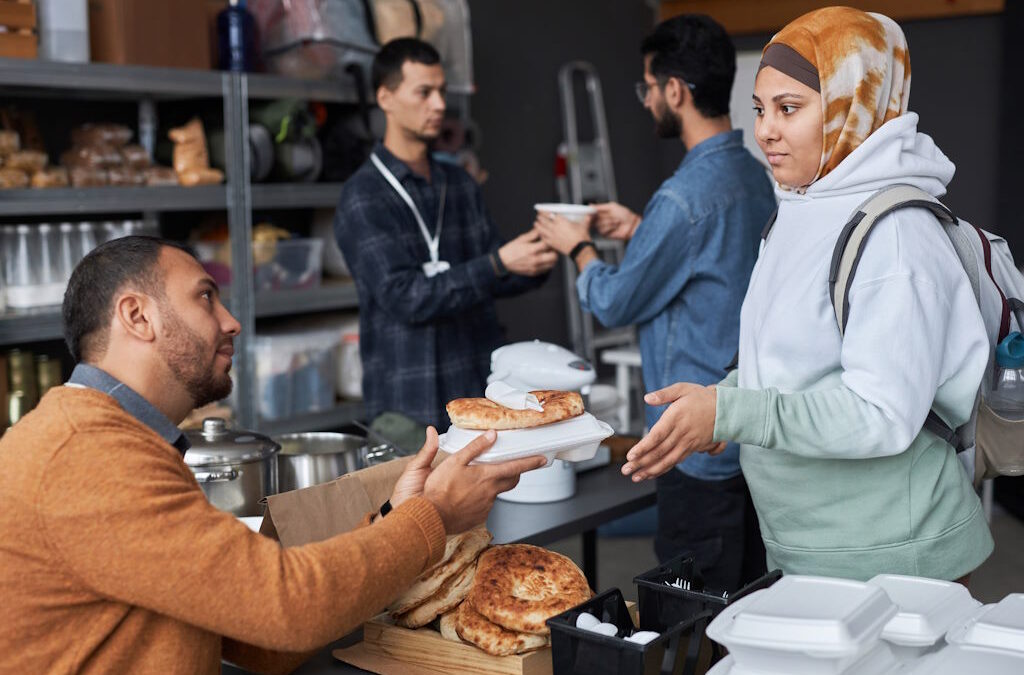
[622,6,993,582]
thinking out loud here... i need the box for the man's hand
[621,383,724,482]
[389,427,442,509]
[534,211,591,256]
[497,229,558,277]
[592,202,641,240]
[423,430,547,534]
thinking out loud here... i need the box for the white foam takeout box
[533,203,597,223]
[705,575,899,675]
[866,573,981,660]
[438,413,614,466]
[906,644,1024,674]
[944,593,1024,654]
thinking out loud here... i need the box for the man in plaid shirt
[335,39,556,431]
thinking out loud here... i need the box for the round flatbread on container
[389,527,491,615]
[455,597,549,656]
[467,544,591,635]
[446,391,584,430]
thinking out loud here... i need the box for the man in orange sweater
[0,237,545,674]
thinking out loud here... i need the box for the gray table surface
[224,463,656,675]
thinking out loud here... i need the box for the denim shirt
[577,130,776,480]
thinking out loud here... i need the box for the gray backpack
[761,185,1024,485]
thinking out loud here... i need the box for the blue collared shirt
[67,363,190,455]
[334,142,544,429]
[577,130,776,480]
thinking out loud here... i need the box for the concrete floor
[548,506,1024,604]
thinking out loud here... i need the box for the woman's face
[753,66,823,189]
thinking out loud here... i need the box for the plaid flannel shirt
[334,142,543,430]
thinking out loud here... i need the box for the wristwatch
[569,240,598,264]
[490,251,510,278]
[379,499,393,518]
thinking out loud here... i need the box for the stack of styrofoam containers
[867,574,981,660]
[905,594,1024,673]
[705,576,901,675]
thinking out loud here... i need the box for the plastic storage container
[707,643,902,675]
[706,575,897,675]
[945,593,1024,653]
[547,588,713,675]
[439,413,613,465]
[196,238,324,291]
[252,327,340,420]
[867,574,981,660]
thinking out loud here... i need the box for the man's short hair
[62,236,194,363]
[641,14,736,118]
[372,37,441,92]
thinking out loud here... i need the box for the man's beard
[653,101,682,139]
[159,303,233,408]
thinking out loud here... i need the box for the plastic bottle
[217,0,257,72]
[987,332,1024,420]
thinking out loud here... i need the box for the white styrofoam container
[533,203,596,223]
[706,576,897,675]
[705,642,902,675]
[907,644,1024,674]
[945,593,1024,654]
[439,413,614,465]
[867,574,981,659]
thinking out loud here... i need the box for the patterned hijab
[759,6,911,184]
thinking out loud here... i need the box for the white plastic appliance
[487,340,596,503]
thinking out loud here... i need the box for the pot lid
[184,417,281,468]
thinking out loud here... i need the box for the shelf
[257,401,365,436]
[255,279,359,318]
[0,185,229,216]
[250,183,344,210]
[245,72,360,104]
[0,307,63,346]
[0,57,224,99]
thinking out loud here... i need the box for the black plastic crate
[547,588,713,675]
[633,554,782,666]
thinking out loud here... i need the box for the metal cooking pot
[275,432,405,492]
[184,418,280,517]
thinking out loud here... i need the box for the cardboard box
[87,0,211,70]
[0,0,37,59]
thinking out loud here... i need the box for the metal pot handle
[194,469,240,483]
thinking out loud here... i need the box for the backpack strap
[830,185,959,337]
[971,223,1014,342]
[829,184,976,451]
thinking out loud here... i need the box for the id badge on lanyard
[371,153,450,278]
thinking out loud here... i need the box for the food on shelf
[143,166,179,187]
[70,123,133,148]
[68,166,108,188]
[169,118,224,187]
[61,143,123,169]
[4,149,48,173]
[30,167,69,189]
[0,168,29,189]
[107,166,146,187]
[120,144,152,169]
[0,129,19,157]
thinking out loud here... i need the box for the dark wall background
[468,2,1017,349]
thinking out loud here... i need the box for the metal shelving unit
[0,60,364,434]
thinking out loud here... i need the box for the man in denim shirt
[537,16,776,590]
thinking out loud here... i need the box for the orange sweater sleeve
[39,427,446,653]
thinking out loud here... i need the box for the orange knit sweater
[0,386,446,674]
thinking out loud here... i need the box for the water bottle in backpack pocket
[976,332,1024,481]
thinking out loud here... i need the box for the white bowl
[534,203,596,223]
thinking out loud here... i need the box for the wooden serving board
[357,614,552,675]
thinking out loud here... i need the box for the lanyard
[371,153,448,273]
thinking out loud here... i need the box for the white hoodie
[713,113,993,580]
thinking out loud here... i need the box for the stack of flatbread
[388,527,492,628]
[445,390,584,430]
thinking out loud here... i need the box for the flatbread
[438,608,464,643]
[446,390,584,430]
[389,527,492,615]
[455,597,549,656]
[467,544,591,635]
[395,561,477,629]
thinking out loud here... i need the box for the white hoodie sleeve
[715,210,989,459]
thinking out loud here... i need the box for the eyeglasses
[634,78,696,105]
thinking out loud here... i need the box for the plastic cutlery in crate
[547,588,713,675]
[439,413,614,465]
